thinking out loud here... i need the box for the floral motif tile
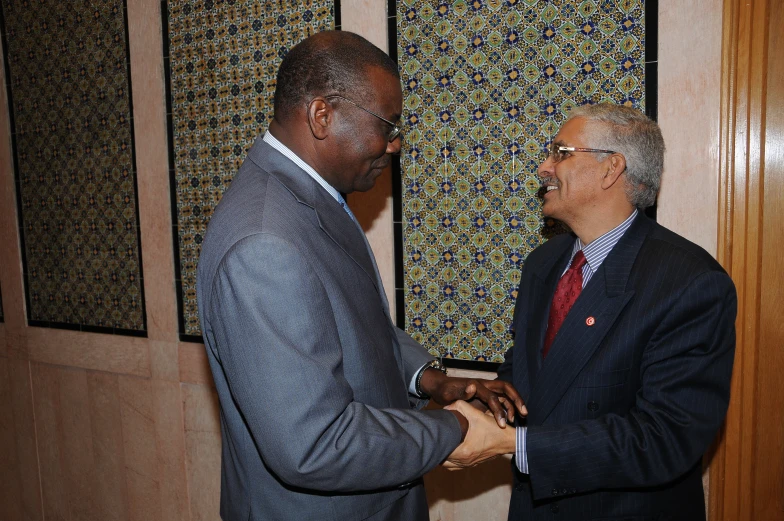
[167,0,335,336]
[1,0,145,332]
[397,0,646,361]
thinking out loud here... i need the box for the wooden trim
[710,0,782,519]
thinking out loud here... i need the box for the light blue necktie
[338,197,390,313]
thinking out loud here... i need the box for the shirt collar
[571,210,638,273]
[262,130,345,205]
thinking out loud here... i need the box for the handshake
[419,369,526,469]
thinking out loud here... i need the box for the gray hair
[566,103,665,209]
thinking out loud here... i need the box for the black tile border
[0,0,148,337]
[160,0,190,341]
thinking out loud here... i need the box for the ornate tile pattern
[1,0,145,332]
[397,0,646,362]
[167,0,334,336]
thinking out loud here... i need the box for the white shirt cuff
[410,363,429,396]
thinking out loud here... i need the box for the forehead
[364,66,402,114]
[555,116,589,145]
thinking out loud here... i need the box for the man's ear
[601,153,627,190]
[307,98,331,140]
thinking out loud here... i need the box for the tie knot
[569,250,587,271]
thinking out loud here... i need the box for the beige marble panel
[341,0,399,321]
[426,457,513,521]
[87,372,131,521]
[119,376,163,521]
[0,357,24,521]
[425,368,512,520]
[150,340,180,383]
[58,368,101,521]
[152,380,191,521]
[7,359,42,521]
[657,0,723,257]
[181,383,221,521]
[25,328,151,378]
[340,0,389,51]
[0,325,6,360]
[178,341,215,387]
[126,0,179,341]
[0,36,26,338]
[31,364,69,521]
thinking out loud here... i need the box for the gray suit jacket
[197,137,462,521]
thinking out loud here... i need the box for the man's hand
[419,369,526,428]
[443,400,516,469]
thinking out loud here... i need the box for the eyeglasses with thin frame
[546,143,617,164]
[326,94,402,142]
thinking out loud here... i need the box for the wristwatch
[415,359,448,398]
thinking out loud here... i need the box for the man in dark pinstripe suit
[445,104,736,520]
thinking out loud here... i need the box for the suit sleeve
[208,233,461,493]
[394,327,435,409]
[526,270,736,499]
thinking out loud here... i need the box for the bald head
[273,31,400,122]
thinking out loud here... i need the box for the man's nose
[537,156,555,179]
[386,135,402,155]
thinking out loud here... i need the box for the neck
[269,119,312,161]
[571,205,636,246]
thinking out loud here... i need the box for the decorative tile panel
[1,0,145,332]
[167,0,335,336]
[397,0,646,362]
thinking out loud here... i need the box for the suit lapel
[248,138,382,299]
[527,212,652,424]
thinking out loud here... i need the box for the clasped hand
[418,369,525,469]
[418,369,526,428]
[442,399,517,469]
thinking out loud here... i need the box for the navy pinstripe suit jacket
[498,212,736,520]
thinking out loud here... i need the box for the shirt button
[587,401,599,411]
[550,503,560,513]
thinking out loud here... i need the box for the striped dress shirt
[516,210,637,473]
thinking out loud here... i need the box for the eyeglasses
[547,143,617,164]
[326,95,402,142]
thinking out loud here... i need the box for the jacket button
[551,488,559,496]
[515,483,524,491]
[587,401,599,411]
[550,503,559,513]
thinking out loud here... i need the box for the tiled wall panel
[1,0,145,333]
[166,0,335,337]
[397,0,646,362]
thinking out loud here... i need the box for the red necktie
[542,250,587,358]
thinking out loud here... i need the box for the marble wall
[0,1,724,521]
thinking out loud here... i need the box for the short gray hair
[566,103,665,209]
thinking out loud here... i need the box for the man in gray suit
[197,31,525,521]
